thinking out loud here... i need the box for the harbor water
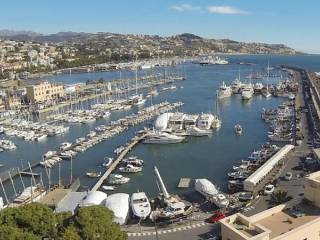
[1,54,320,200]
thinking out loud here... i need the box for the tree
[74,206,127,240]
[0,203,127,240]
[270,190,290,205]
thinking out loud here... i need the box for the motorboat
[254,82,264,93]
[43,151,57,159]
[143,131,185,144]
[194,179,229,208]
[231,78,243,94]
[217,82,232,99]
[234,124,243,134]
[130,192,151,220]
[105,193,130,225]
[102,157,113,168]
[122,156,144,166]
[60,142,72,151]
[102,186,116,191]
[119,164,143,173]
[86,171,101,178]
[241,84,254,100]
[195,178,218,198]
[108,174,130,185]
[196,113,216,130]
[186,126,212,136]
[12,185,46,205]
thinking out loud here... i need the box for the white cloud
[207,6,249,15]
[170,4,201,12]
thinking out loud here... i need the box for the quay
[177,178,192,188]
[91,132,148,192]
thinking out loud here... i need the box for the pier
[177,178,192,188]
[91,132,148,192]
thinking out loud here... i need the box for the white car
[284,172,293,181]
[264,184,275,195]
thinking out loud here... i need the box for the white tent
[105,193,130,225]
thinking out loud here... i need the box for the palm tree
[270,190,289,205]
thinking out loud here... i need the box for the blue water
[1,54,319,201]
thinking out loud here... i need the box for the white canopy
[154,113,173,131]
[105,193,130,225]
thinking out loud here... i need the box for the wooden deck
[177,178,192,188]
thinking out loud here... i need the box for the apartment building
[26,81,64,103]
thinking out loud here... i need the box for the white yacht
[43,151,57,159]
[254,82,264,93]
[217,82,232,99]
[130,192,151,220]
[119,164,143,173]
[143,131,185,144]
[195,179,229,208]
[60,142,72,151]
[231,78,243,94]
[108,174,130,185]
[241,84,254,100]
[196,113,215,130]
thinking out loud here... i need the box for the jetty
[91,132,148,192]
[177,178,192,188]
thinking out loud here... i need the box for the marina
[0,55,318,214]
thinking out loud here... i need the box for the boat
[234,124,243,134]
[122,156,144,166]
[254,82,264,93]
[231,78,243,94]
[217,82,232,99]
[43,151,57,159]
[197,113,216,130]
[186,126,212,136]
[194,179,229,208]
[102,186,116,191]
[108,174,130,185]
[102,157,113,168]
[86,171,101,178]
[143,131,185,144]
[130,192,151,220]
[241,84,254,100]
[119,164,143,173]
[12,185,46,205]
[60,142,72,151]
[150,166,193,222]
[105,193,130,225]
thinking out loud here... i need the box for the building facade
[26,82,64,103]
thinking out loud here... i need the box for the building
[220,170,320,240]
[26,81,64,103]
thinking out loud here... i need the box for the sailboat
[262,61,272,98]
[130,60,146,106]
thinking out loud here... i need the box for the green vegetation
[269,190,292,205]
[0,203,127,240]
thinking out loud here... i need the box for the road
[128,223,219,240]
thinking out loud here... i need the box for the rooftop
[40,188,71,207]
[306,170,320,184]
[256,203,320,239]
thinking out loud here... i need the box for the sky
[0,0,319,53]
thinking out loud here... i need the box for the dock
[177,178,192,188]
[91,132,148,192]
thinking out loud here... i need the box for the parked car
[284,172,293,181]
[264,184,275,195]
[207,211,226,223]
